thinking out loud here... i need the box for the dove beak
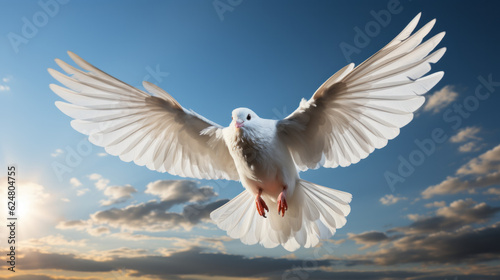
[235,120,244,128]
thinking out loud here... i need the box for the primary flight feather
[49,13,445,251]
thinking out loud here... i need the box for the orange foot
[255,189,269,218]
[277,187,288,217]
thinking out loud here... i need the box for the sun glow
[11,181,51,236]
[18,182,48,217]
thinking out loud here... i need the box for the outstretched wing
[49,51,239,180]
[277,13,446,170]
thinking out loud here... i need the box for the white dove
[49,13,445,251]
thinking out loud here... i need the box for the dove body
[224,108,297,201]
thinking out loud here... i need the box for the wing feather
[50,52,238,180]
[277,14,445,170]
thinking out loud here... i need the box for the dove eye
[247,114,251,121]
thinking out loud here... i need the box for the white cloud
[422,144,500,198]
[422,173,500,199]
[459,142,480,152]
[56,219,111,237]
[61,198,70,203]
[88,173,102,180]
[87,226,111,236]
[100,184,137,206]
[351,199,500,266]
[380,194,407,205]
[484,187,500,199]
[0,85,10,91]
[435,199,496,224]
[402,199,500,235]
[77,188,90,196]
[88,174,137,205]
[485,188,500,195]
[87,173,109,190]
[407,213,423,221]
[70,177,82,187]
[97,152,108,157]
[50,148,64,157]
[450,127,482,153]
[450,127,481,143]
[423,85,459,114]
[84,247,150,262]
[156,236,232,254]
[90,180,224,232]
[95,178,109,190]
[0,75,12,92]
[25,234,88,249]
[56,219,90,231]
[425,201,446,208]
[348,231,391,250]
[457,144,500,175]
[145,180,217,203]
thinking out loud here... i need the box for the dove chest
[229,132,280,181]
[229,132,299,198]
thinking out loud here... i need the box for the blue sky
[1,1,500,279]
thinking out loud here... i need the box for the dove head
[231,108,260,130]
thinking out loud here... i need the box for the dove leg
[277,186,288,217]
[255,188,269,218]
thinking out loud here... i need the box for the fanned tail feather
[210,179,352,251]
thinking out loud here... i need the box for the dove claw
[255,189,268,218]
[278,187,288,217]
